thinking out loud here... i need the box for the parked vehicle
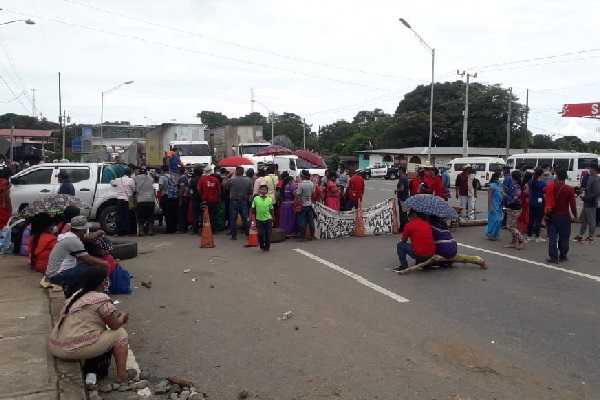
[9,163,158,235]
[506,152,597,190]
[357,164,398,180]
[448,157,505,189]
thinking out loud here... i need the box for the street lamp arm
[102,80,134,96]
[399,18,433,53]
[251,99,270,114]
[0,19,35,26]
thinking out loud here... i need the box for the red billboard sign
[561,102,600,117]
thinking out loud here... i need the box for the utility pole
[58,73,63,160]
[31,88,36,117]
[62,110,67,160]
[250,88,255,113]
[505,87,512,160]
[9,120,14,163]
[270,112,274,145]
[457,70,477,157]
[302,118,306,150]
[524,89,529,151]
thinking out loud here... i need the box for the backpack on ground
[109,264,132,295]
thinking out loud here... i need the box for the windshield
[240,145,270,155]
[178,144,210,157]
[296,158,323,169]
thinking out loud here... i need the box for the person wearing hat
[46,215,110,296]
[197,165,221,234]
[57,170,75,196]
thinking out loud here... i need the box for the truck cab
[170,140,212,168]
[359,164,397,180]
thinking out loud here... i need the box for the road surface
[113,179,598,399]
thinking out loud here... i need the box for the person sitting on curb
[49,267,130,386]
[45,216,109,297]
[394,210,436,273]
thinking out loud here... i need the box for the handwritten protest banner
[314,198,395,239]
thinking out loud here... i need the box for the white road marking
[294,248,409,303]
[457,242,600,283]
[365,187,394,192]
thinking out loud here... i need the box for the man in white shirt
[111,167,136,236]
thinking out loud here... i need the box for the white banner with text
[313,198,395,239]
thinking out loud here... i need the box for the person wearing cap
[57,170,75,196]
[111,167,136,236]
[345,168,365,211]
[46,216,110,296]
[197,165,221,234]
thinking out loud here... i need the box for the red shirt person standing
[346,169,365,210]
[197,166,221,234]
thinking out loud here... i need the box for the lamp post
[0,19,35,26]
[399,18,435,162]
[1,17,34,162]
[100,80,133,160]
[251,99,274,144]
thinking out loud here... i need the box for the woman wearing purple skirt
[278,176,298,237]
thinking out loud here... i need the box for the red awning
[0,129,54,138]
[561,102,600,118]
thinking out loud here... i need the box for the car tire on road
[364,173,371,180]
[111,240,138,260]
[271,228,286,243]
[99,205,118,236]
[389,173,397,180]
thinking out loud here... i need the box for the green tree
[272,135,294,149]
[318,120,359,155]
[532,134,555,149]
[0,113,59,130]
[196,111,230,129]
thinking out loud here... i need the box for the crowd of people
[393,160,598,266]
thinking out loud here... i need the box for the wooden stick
[398,254,486,275]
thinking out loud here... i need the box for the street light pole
[303,117,306,150]
[457,70,477,157]
[100,80,133,161]
[399,18,435,162]
[251,99,274,144]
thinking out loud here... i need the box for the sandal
[504,244,516,248]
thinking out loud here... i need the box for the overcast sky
[1,0,599,142]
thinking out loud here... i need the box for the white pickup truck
[9,162,150,235]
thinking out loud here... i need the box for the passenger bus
[506,152,598,189]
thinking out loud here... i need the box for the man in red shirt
[428,168,444,198]
[410,169,430,196]
[394,210,436,272]
[197,166,221,234]
[345,169,365,211]
[544,168,578,263]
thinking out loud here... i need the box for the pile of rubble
[87,370,208,399]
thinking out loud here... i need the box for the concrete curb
[48,288,88,400]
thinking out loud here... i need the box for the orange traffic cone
[245,215,259,247]
[200,205,215,248]
[391,199,400,234]
[354,199,365,237]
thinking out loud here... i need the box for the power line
[0,73,29,113]
[57,0,421,82]
[3,9,403,94]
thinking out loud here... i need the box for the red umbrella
[217,156,254,167]
[294,150,326,168]
[254,145,293,156]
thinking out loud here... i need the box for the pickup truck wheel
[364,173,371,180]
[270,228,286,243]
[99,205,118,236]
[111,240,138,260]
[389,173,397,180]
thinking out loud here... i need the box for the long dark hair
[531,167,543,194]
[279,175,294,202]
[29,213,52,269]
[511,170,522,185]
[56,206,81,233]
[58,267,107,329]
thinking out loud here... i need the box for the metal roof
[0,129,54,138]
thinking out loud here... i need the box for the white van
[448,157,506,189]
[506,152,598,189]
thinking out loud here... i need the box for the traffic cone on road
[392,199,399,234]
[245,215,259,247]
[354,199,365,237]
[199,205,215,248]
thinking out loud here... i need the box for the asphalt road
[114,179,599,400]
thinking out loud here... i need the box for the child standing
[251,185,275,251]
